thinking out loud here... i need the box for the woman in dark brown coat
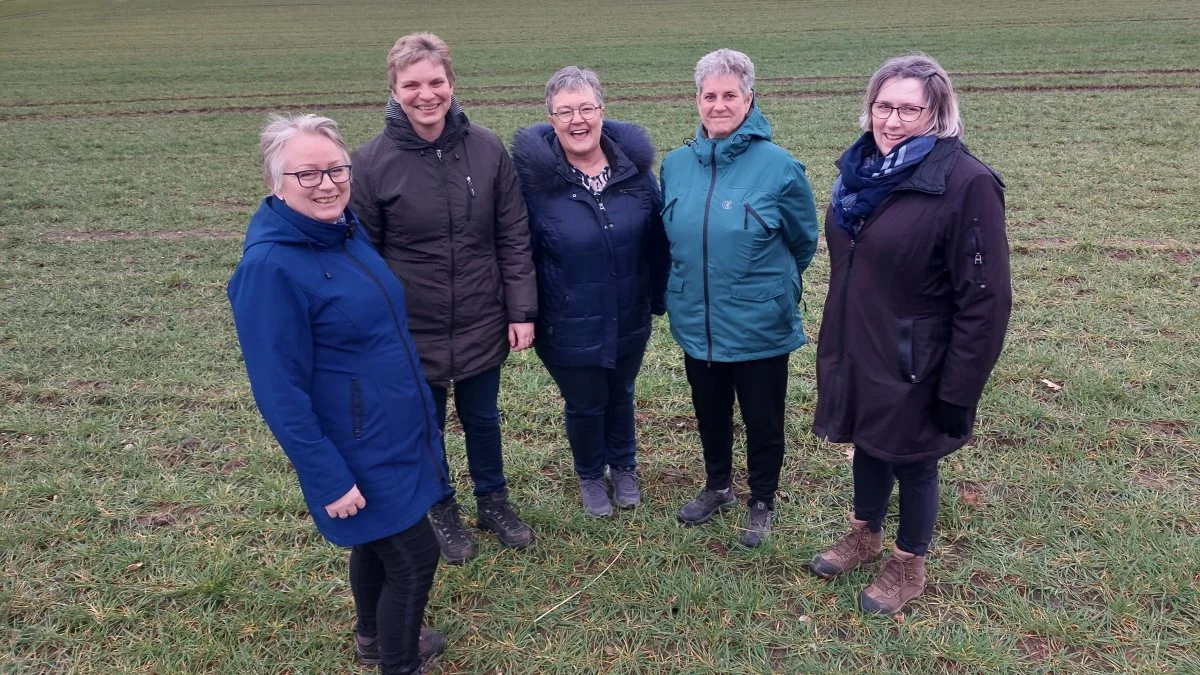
[809,53,1011,615]
[350,33,538,564]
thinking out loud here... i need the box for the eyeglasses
[870,102,926,122]
[550,104,602,122]
[282,164,352,188]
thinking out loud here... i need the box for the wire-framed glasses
[551,104,602,122]
[870,102,926,122]
[283,164,352,188]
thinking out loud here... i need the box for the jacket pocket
[661,197,678,223]
[350,378,364,440]
[667,263,684,293]
[897,317,950,383]
[743,204,771,234]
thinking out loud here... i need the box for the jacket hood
[243,196,358,252]
[384,95,470,150]
[690,100,773,165]
[511,119,657,194]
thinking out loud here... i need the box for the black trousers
[684,353,789,508]
[349,516,440,675]
[852,449,939,556]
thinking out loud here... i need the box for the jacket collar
[243,196,357,251]
[383,95,470,151]
[511,120,657,194]
[688,100,773,167]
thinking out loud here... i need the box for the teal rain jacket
[659,102,819,362]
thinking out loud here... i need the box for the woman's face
[871,77,932,156]
[697,74,752,139]
[273,133,351,223]
[548,86,604,161]
[391,58,454,141]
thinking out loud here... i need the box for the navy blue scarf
[831,133,936,234]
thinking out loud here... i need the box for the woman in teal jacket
[660,48,819,548]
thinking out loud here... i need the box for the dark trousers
[430,365,506,497]
[544,350,645,479]
[853,449,940,556]
[684,353,789,508]
[349,516,440,675]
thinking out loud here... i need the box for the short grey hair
[544,66,605,114]
[259,113,350,192]
[694,48,755,96]
[859,52,964,138]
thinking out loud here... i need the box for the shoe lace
[611,469,636,493]
[830,527,864,559]
[482,497,525,530]
[431,502,469,544]
[875,556,905,593]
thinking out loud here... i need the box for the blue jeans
[544,350,645,480]
[429,366,506,497]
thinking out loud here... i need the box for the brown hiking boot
[810,516,883,579]
[859,544,927,615]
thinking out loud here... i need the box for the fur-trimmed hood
[511,119,657,194]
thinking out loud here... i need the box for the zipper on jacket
[465,175,476,222]
[702,145,717,363]
[435,148,457,382]
[744,204,769,234]
[344,249,450,485]
[662,197,678,223]
[825,234,858,437]
[970,218,986,289]
[350,378,364,440]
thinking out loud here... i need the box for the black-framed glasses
[283,164,352,188]
[870,102,926,122]
[550,104,602,122]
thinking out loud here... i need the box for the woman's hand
[325,485,366,519]
[509,322,535,351]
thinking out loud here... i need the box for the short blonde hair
[387,32,455,90]
[259,113,349,192]
[859,52,963,138]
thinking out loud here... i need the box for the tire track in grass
[43,230,241,242]
[6,80,1198,122]
[5,68,1199,109]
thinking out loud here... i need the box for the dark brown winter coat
[350,106,537,386]
[812,138,1011,463]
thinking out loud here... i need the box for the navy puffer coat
[511,120,669,368]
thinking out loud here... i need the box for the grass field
[2,0,1199,672]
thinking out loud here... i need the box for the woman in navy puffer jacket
[511,66,668,518]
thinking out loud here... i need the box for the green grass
[2,0,1198,672]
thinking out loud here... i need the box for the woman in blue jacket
[228,114,448,674]
[660,49,819,547]
[511,67,668,518]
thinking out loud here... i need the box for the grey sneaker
[676,487,736,526]
[741,500,772,548]
[580,477,613,518]
[476,490,535,549]
[609,466,641,509]
[428,498,477,564]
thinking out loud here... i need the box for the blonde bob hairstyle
[858,52,963,138]
[387,32,455,90]
[259,113,350,193]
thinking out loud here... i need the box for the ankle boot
[859,543,927,615]
[427,497,477,564]
[810,515,883,579]
[476,490,535,549]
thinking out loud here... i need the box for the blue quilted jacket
[511,120,669,368]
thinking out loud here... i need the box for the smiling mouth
[313,196,339,204]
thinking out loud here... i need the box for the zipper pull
[974,252,983,265]
[435,149,443,160]
[466,175,476,197]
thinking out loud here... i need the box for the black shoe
[740,500,772,548]
[476,490,535,549]
[676,487,736,526]
[356,627,447,667]
[428,497,477,564]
